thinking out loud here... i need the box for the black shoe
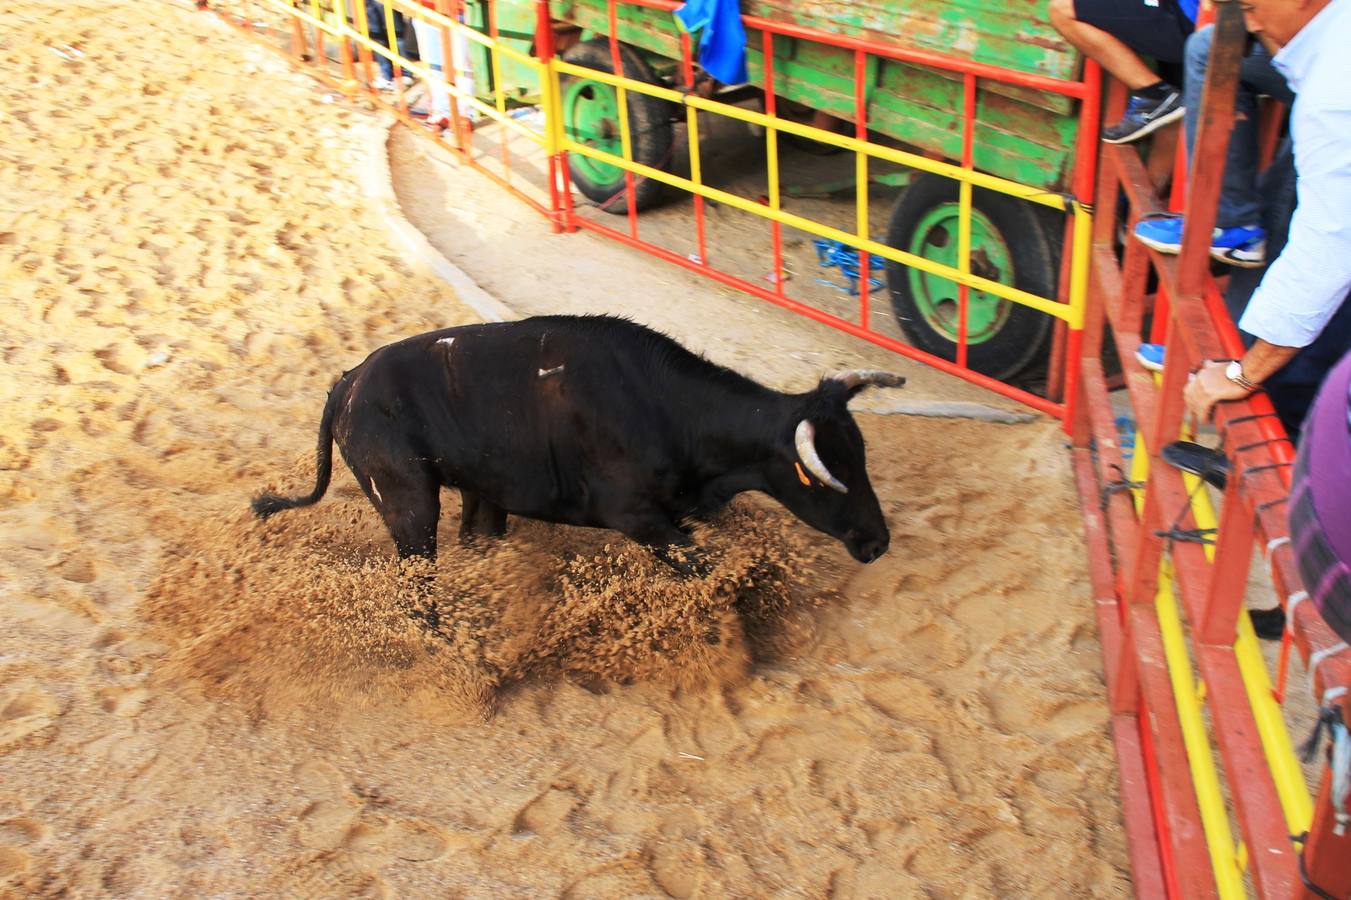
[1161,441,1230,491]
[1103,86,1184,144]
[1249,607,1286,640]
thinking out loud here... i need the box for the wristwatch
[1225,359,1259,392]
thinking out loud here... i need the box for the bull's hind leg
[458,489,508,542]
[355,467,441,561]
[356,466,443,630]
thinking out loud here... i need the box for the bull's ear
[829,370,906,399]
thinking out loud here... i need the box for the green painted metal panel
[463,0,545,102]
[747,1,1078,97]
[545,0,1082,192]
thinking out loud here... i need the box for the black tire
[560,39,676,214]
[884,173,1060,383]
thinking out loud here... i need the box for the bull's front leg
[613,511,709,577]
[691,471,761,520]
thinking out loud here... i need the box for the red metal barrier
[1071,3,1351,895]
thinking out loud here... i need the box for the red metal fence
[1071,4,1351,895]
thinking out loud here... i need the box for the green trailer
[466,1,1087,380]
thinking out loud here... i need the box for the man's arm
[1184,339,1300,422]
[1238,102,1351,349]
[1185,101,1351,421]
[1240,338,1301,383]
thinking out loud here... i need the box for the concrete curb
[359,116,515,324]
[858,398,1038,425]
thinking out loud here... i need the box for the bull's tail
[251,380,344,520]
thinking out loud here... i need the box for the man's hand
[1185,360,1255,421]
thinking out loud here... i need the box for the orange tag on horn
[794,461,812,486]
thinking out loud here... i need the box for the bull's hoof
[654,546,712,578]
[409,603,442,632]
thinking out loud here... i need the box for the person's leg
[1181,25,1210,162]
[1138,25,1280,263]
[1057,0,1194,142]
[366,1,394,81]
[1049,0,1161,88]
[393,9,417,75]
[1214,39,1295,231]
[1182,26,1261,229]
[410,17,452,123]
[453,26,477,121]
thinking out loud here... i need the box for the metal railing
[1070,2,1351,895]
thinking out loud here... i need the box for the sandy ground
[0,2,1129,896]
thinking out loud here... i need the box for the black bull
[252,316,904,567]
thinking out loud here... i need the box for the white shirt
[1239,0,1351,348]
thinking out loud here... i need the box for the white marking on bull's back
[370,478,383,504]
[437,336,455,348]
[538,364,564,378]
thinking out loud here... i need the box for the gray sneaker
[1102,87,1184,144]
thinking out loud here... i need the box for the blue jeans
[365,1,414,80]
[1183,25,1295,229]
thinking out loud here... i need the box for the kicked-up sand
[0,1,1129,895]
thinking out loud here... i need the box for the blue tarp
[675,0,748,85]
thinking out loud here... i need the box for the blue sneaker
[1135,343,1165,373]
[1133,216,1185,253]
[1209,224,1267,268]
[1133,216,1267,268]
[1102,86,1184,144]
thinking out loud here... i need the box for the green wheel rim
[906,203,1015,346]
[563,76,624,187]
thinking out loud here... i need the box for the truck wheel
[560,39,675,213]
[884,174,1059,383]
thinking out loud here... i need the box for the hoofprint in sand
[0,1,1128,895]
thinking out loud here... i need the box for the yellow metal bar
[855,150,868,241]
[958,179,972,351]
[551,63,567,158]
[1156,568,1248,898]
[1131,396,1316,893]
[1067,202,1093,330]
[766,126,780,212]
[554,58,684,100]
[265,0,338,36]
[403,2,496,49]
[331,0,353,87]
[686,107,702,188]
[383,1,398,64]
[958,181,973,279]
[491,42,506,116]
[339,26,544,146]
[491,40,539,68]
[330,20,543,143]
[1130,432,1245,896]
[617,82,633,164]
[550,59,1070,211]
[1187,475,1315,831]
[560,140,1074,320]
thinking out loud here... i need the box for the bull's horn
[830,370,907,391]
[794,420,848,494]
